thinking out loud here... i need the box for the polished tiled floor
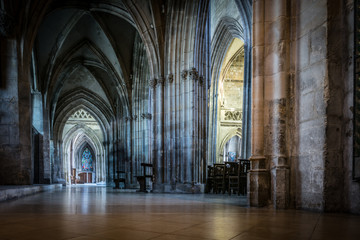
[0,186,359,240]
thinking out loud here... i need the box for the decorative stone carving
[181,70,188,80]
[189,67,198,81]
[133,115,138,121]
[167,73,174,84]
[124,116,133,121]
[0,9,14,37]
[199,76,204,86]
[148,78,157,89]
[141,113,152,120]
[224,111,242,121]
[71,109,94,120]
[157,76,165,87]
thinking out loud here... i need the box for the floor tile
[0,186,359,240]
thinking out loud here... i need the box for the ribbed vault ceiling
[33,0,144,130]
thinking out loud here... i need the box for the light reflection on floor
[0,185,359,240]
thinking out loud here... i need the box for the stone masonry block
[310,25,327,65]
[297,34,309,70]
[298,61,326,94]
[265,0,288,22]
[297,0,327,38]
[299,91,315,122]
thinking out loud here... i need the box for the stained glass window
[81,147,93,171]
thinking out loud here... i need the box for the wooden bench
[113,170,126,189]
[136,163,153,192]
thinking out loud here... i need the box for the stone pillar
[249,0,270,207]
[265,0,290,209]
[157,76,165,185]
[149,77,165,192]
[241,43,252,159]
[189,68,199,184]
[164,73,174,187]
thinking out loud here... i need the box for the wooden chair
[239,159,250,195]
[213,163,226,194]
[226,162,240,195]
[205,165,214,193]
[114,170,126,189]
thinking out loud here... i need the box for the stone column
[164,74,174,187]
[189,68,199,183]
[241,43,252,159]
[265,0,290,209]
[149,78,164,191]
[249,0,270,207]
[158,76,165,185]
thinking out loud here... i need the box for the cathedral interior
[1,0,360,239]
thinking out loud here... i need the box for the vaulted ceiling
[32,0,153,136]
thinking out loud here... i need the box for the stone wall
[293,0,328,211]
[250,0,360,212]
[335,0,360,214]
[0,38,24,184]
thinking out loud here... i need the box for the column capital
[148,78,157,89]
[141,113,152,120]
[181,70,188,80]
[189,67,199,81]
[199,76,204,86]
[167,73,174,84]
[157,76,165,87]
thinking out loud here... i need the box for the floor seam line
[308,213,321,240]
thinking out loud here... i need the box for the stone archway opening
[77,144,95,184]
[215,38,245,163]
[62,109,106,185]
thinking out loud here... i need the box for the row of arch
[21,0,253,187]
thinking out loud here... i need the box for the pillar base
[248,170,270,207]
[271,166,290,209]
[152,183,204,193]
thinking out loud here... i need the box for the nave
[0,186,359,240]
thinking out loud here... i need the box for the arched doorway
[210,38,246,163]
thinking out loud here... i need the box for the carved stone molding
[132,115,138,121]
[141,113,152,120]
[124,116,134,122]
[148,78,157,89]
[167,73,174,84]
[181,70,188,80]
[199,76,204,86]
[224,111,242,121]
[0,9,14,37]
[189,67,198,81]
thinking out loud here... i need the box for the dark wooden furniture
[239,159,250,195]
[78,172,92,183]
[79,172,86,183]
[205,165,214,193]
[136,163,153,192]
[213,163,226,194]
[226,162,240,195]
[114,170,126,189]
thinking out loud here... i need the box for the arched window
[81,147,93,171]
